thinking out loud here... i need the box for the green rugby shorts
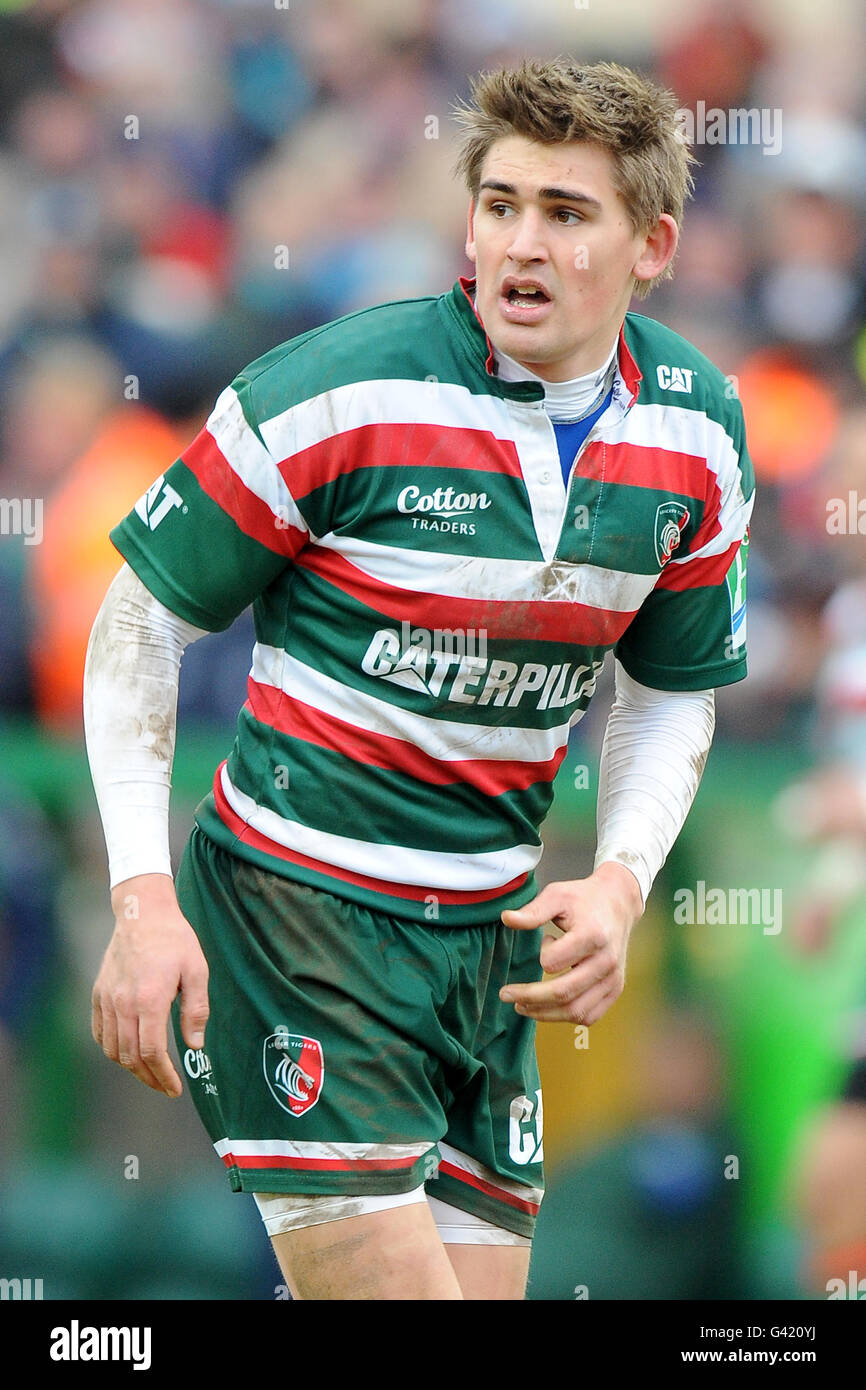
[171,826,545,1237]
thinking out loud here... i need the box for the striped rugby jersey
[111,275,755,924]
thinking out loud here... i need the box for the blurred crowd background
[1,0,866,1301]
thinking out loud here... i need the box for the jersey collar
[447,275,642,411]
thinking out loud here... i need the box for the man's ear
[632,212,679,287]
[465,197,477,264]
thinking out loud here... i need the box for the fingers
[93,974,183,1097]
[515,979,622,1025]
[91,985,104,1049]
[179,955,210,1052]
[116,1002,173,1095]
[91,911,211,1097]
[501,871,638,1027]
[502,945,619,1008]
[137,1003,183,1096]
[539,928,606,976]
[501,883,565,931]
[98,994,118,1061]
[501,949,623,1022]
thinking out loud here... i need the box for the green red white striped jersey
[111,276,755,924]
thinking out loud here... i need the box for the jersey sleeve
[615,400,755,691]
[109,384,311,631]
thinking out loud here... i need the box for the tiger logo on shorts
[263,1030,325,1116]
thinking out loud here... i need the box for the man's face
[465,135,676,381]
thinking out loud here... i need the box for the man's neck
[493,338,619,421]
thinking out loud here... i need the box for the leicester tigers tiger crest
[654,501,690,567]
[263,1030,324,1116]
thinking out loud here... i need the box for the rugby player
[84,59,754,1300]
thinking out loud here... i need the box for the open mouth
[499,280,553,322]
[505,285,551,307]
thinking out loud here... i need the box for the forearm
[594,660,716,906]
[83,563,208,889]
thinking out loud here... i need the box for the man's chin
[490,323,554,366]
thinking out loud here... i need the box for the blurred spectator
[28,393,182,730]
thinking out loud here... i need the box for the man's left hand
[499,862,644,1024]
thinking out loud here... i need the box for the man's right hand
[92,873,210,1097]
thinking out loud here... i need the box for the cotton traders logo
[396,484,491,535]
[263,1030,324,1117]
[396,485,492,519]
[654,502,690,566]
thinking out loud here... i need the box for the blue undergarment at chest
[550,386,614,486]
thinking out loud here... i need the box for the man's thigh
[445,1244,530,1301]
[263,1193,529,1300]
[270,1201,463,1301]
[264,1195,528,1301]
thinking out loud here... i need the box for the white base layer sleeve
[83,563,208,889]
[593,661,716,906]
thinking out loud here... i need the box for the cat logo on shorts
[508,1090,543,1165]
[263,1030,324,1117]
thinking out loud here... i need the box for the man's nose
[506,210,549,263]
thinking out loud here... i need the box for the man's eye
[554,208,582,224]
[489,202,513,217]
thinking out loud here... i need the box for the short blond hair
[452,58,696,297]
